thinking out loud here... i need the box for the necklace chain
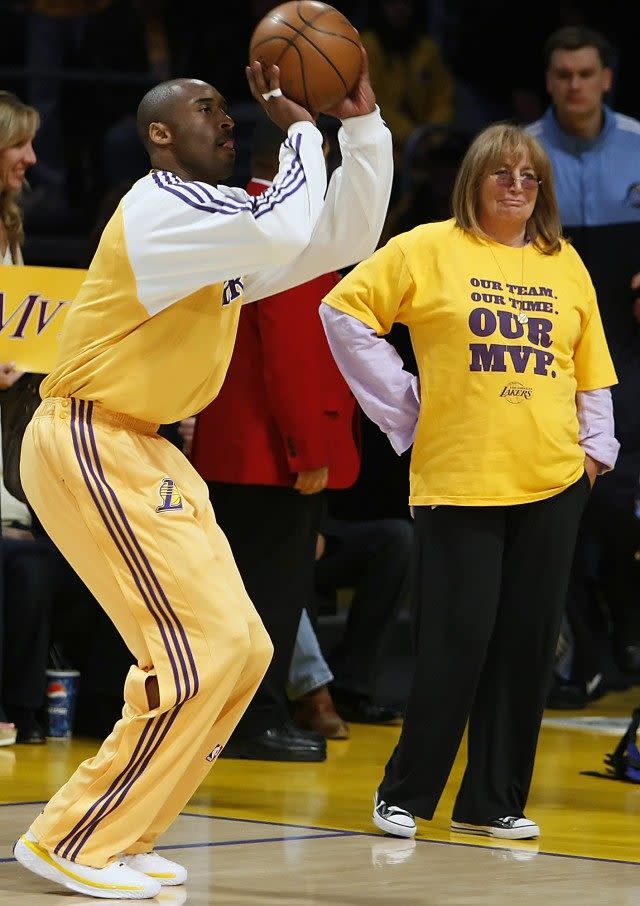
[485,242,528,324]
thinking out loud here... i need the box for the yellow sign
[0,264,86,373]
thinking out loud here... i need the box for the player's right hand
[324,47,375,120]
[0,362,24,390]
[294,466,329,495]
[246,61,315,130]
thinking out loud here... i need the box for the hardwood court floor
[1,688,639,904]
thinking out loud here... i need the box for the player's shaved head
[135,77,235,184]
[136,79,209,150]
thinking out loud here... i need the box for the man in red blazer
[191,116,360,761]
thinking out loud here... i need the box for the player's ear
[149,121,172,147]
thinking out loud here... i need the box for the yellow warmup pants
[21,398,273,868]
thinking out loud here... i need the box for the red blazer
[191,179,360,489]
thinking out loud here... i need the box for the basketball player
[13,57,392,899]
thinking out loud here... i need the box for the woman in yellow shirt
[321,124,618,840]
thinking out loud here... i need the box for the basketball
[249,2,363,113]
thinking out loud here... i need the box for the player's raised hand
[323,47,375,120]
[246,62,315,131]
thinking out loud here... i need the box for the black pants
[1,537,55,716]
[565,452,640,682]
[314,517,413,697]
[209,482,323,735]
[379,475,590,822]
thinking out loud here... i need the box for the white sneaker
[372,791,417,838]
[13,830,162,899]
[121,852,187,886]
[450,816,540,839]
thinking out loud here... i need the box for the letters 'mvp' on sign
[0,265,86,373]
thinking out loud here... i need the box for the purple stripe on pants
[67,710,183,862]
[56,716,159,859]
[86,402,200,698]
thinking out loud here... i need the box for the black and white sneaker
[450,816,540,839]
[372,791,416,838]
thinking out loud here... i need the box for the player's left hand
[584,453,598,488]
[324,46,376,120]
[246,61,315,129]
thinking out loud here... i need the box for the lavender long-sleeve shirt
[319,305,620,472]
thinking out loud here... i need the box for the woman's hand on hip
[584,454,598,488]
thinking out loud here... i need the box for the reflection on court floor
[1,687,639,903]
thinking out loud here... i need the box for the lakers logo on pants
[156,478,184,513]
[20,397,273,867]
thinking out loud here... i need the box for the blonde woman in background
[0,88,38,393]
[0,90,39,746]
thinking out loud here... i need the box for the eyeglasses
[490,169,542,191]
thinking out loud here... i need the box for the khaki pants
[21,398,272,867]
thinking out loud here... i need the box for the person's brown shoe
[293,686,349,740]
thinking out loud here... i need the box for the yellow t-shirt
[323,219,617,506]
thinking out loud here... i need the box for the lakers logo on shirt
[222,277,244,306]
[499,381,533,403]
[156,478,183,512]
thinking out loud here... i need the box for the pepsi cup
[46,669,80,738]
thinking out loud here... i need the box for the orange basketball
[249,1,362,112]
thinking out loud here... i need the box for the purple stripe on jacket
[151,134,305,218]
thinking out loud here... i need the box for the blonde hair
[452,123,562,254]
[0,91,39,255]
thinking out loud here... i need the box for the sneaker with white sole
[121,851,187,886]
[450,816,540,839]
[372,790,416,838]
[13,830,162,899]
